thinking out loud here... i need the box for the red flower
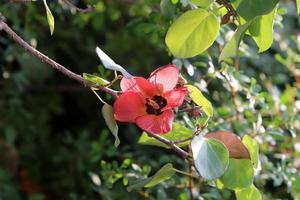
[113,65,188,134]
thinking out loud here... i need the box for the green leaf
[297,0,300,14]
[219,20,254,61]
[127,163,176,191]
[82,73,110,87]
[231,0,279,20]
[242,135,259,168]
[250,8,277,53]
[219,158,254,189]
[165,9,219,58]
[191,136,229,180]
[186,85,213,117]
[235,185,262,200]
[189,0,214,8]
[138,123,194,148]
[102,104,120,147]
[43,0,55,35]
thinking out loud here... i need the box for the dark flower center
[145,95,167,115]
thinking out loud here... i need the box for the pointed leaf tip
[102,103,120,147]
[95,46,132,78]
[43,0,55,35]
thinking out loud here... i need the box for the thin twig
[61,0,95,13]
[145,131,189,158]
[0,17,118,98]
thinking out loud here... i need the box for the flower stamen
[145,95,167,115]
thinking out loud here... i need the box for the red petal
[121,77,156,97]
[135,110,174,134]
[149,65,179,92]
[163,87,188,111]
[113,91,146,122]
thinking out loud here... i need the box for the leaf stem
[145,131,190,158]
[91,89,106,104]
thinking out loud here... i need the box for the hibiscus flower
[113,65,188,134]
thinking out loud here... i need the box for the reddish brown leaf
[205,131,250,159]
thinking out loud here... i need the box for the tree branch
[145,131,190,158]
[61,0,95,13]
[0,17,118,98]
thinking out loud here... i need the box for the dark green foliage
[0,0,299,199]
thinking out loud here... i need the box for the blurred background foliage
[0,0,299,199]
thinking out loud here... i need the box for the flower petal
[121,77,156,97]
[163,87,188,111]
[149,65,179,92]
[135,110,174,134]
[113,91,146,122]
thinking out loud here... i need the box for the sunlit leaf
[186,85,213,117]
[206,131,250,159]
[82,73,110,87]
[219,20,253,61]
[102,104,120,147]
[297,0,300,14]
[219,158,254,189]
[242,135,259,168]
[250,8,277,53]
[165,9,219,58]
[189,0,214,8]
[235,184,262,200]
[43,0,55,35]
[191,136,229,180]
[138,123,194,148]
[96,47,132,78]
[127,163,176,191]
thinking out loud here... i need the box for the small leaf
[191,136,229,180]
[102,104,120,147]
[250,8,277,53]
[219,158,254,189]
[205,131,250,159]
[127,163,176,191]
[235,185,262,200]
[43,0,55,35]
[219,20,254,61]
[82,73,110,86]
[165,9,219,58]
[96,47,132,78]
[138,123,194,148]
[186,85,213,117]
[297,0,300,14]
[242,135,259,168]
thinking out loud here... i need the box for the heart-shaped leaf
[165,8,219,58]
[191,135,229,180]
[205,131,250,159]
